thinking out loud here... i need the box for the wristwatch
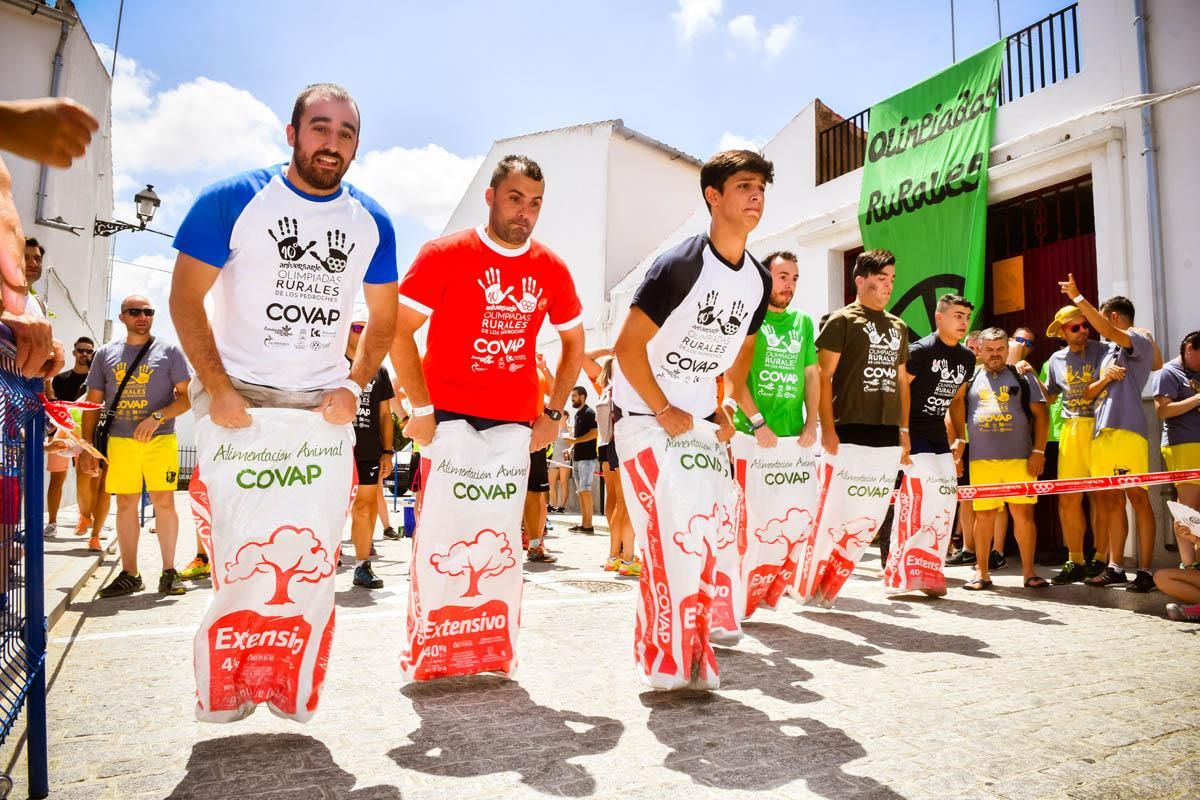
[543,408,564,421]
[151,412,164,423]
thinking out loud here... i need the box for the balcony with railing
[816,3,1081,186]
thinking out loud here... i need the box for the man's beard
[490,213,531,246]
[293,146,348,191]
[769,291,792,308]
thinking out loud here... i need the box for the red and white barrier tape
[957,468,1200,501]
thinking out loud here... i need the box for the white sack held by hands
[792,443,901,607]
[616,416,737,690]
[190,409,355,723]
[883,451,958,597]
[401,420,531,681]
[730,434,819,619]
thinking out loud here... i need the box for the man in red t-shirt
[391,154,585,562]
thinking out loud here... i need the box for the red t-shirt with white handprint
[399,225,583,422]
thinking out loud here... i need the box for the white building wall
[0,3,114,350]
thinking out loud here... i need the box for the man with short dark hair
[1059,277,1158,592]
[815,249,911,458]
[45,336,95,537]
[963,327,1049,591]
[725,250,819,448]
[566,386,598,534]
[23,236,43,287]
[347,320,394,590]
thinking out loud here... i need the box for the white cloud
[348,145,484,231]
[672,0,722,41]
[717,132,765,153]
[94,43,152,115]
[112,176,194,235]
[728,15,761,50]
[764,17,799,58]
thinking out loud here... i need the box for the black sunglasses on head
[123,307,155,317]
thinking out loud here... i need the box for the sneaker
[618,559,642,577]
[178,557,211,580]
[1085,559,1107,578]
[87,536,102,553]
[158,569,186,596]
[353,563,383,589]
[1126,570,1156,593]
[43,523,56,538]
[74,517,92,536]
[527,546,557,563]
[604,557,620,571]
[97,570,143,599]
[988,551,1007,571]
[1165,603,1200,622]
[946,549,977,567]
[369,545,379,558]
[569,525,595,535]
[1084,566,1128,587]
[1050,560,1087,585]
[382,527,402,540]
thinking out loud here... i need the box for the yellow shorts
[1058,416,1095,479]
[970,458,1037,511]
[1090,429,1149,479]
[105,434,179,495]
[1162,442,1200,486]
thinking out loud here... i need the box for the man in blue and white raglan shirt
[169,83,398,590]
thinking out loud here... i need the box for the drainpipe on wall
[33,17,78,234]
[1133,0,1169,346]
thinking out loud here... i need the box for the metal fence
[816,2,1080,185]
[0,328,50,799]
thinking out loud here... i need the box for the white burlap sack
[617,417,738,690]
[191,409,355,723]
[400,421,530,681]
[1166,500,1200,537]
[792,443,900,607]
[730,434,818,619]
[883,452,958,596]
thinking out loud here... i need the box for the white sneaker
[43,523,56,538]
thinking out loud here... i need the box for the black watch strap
[543,408,563,421]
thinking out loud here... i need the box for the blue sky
[72,0,1070,337]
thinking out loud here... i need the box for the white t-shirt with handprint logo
[613,234,771,419]
[173,165,398,391]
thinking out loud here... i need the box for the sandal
[963,578,993,591]
[1024,576,1050,589]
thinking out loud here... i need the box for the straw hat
[1046,305,1085,338]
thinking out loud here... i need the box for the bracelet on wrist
[1072,293,1085,305]
[339,379,363,399]
[382,449,394,455]
[412,404,434,417]
[1032,448,1045,455]
[654,402,671,417]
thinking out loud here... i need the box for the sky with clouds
[73,0,1068,343]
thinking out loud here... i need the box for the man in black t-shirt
[347,321,396,590]
[566,386,598,533]
[45,336,97,537]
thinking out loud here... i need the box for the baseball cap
[1046,305,1085,339]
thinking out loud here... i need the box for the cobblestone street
[4,498,1199,800]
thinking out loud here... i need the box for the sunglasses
[1013,336,1034,347]
[350,322,365,333]
[74,347,94,355]
[123,307,155,317]
[1065,321,1090,333]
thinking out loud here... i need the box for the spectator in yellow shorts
[78,297,192,599]
[1058,277,1157,593]
[963,328,1049,590]
[1041,305,1109,583]
[1154,331,1200,568]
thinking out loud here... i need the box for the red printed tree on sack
[224,525,336,605]
[833,517,879,552]
[430,529,516,598]
[673,504,729,556]
[754,508,814,562]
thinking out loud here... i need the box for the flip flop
[963,578,993,591]
[1024,576,1050,589]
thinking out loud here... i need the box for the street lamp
[94,184,163,237]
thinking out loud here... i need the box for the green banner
[857,41,1005,335]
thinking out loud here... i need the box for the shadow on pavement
[390,675,623,796]
[743,620,886,668]
[714,643,822,705]
[167,733,400,799]
[641,691,904,797]
[800,611,999,659]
